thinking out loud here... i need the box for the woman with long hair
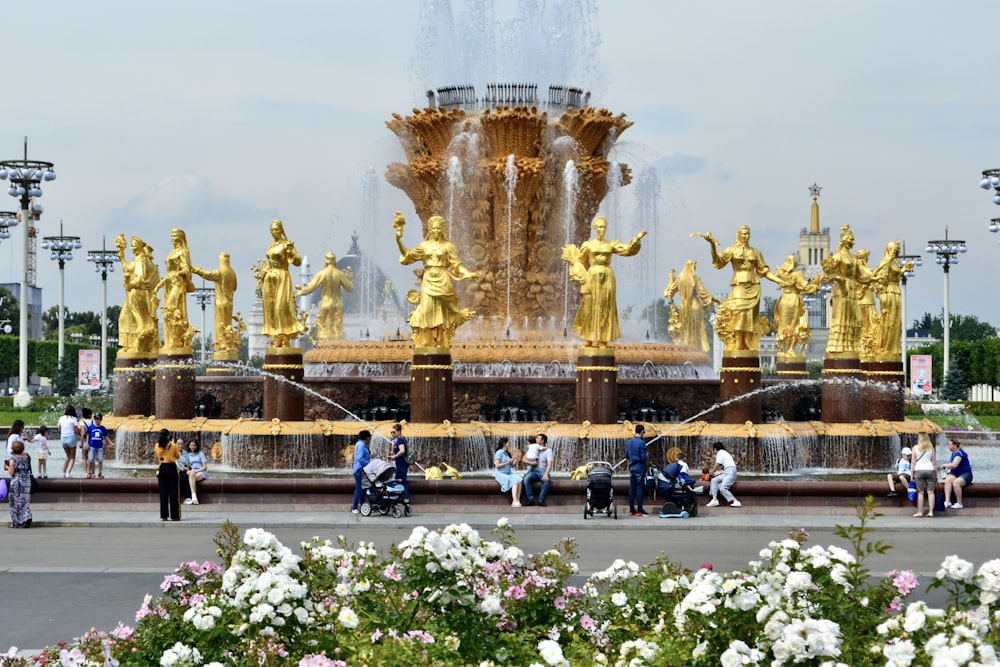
[156,228,195,350]
[58,405,79,477]
[261,219,306,347]
[154,429,182,521]
[493,437,523,507]
[910,433,938,518]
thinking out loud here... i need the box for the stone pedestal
[154,352,196,419]
[263,347,305,422]
[775,356,809,382]
[112,353,157,417]
[719,353,762,424]
[575,349,618,424]
[206,352,240,376]
[862,358,905,421]
[410,349,453,423]
[821,353,862,423]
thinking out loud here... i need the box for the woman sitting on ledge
[942,438,973,510]
[493,437,523,508]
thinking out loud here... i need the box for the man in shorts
[85,413,115,479]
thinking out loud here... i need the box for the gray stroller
[360,459,409,517]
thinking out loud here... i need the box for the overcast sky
[3,0,998,344]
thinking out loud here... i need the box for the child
[886,446,912,497]
[85,413,115,479]
[33,425,51,478]
[522,439,541,466]
[700,467,711,482]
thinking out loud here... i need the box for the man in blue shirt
[86,413,114,479]
[351,430,372,514]
[626,424,649,516]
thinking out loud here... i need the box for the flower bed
[3,500,999,666]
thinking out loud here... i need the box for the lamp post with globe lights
[0,211,19,245]
[41,221,82,365]
[979,169,1000,204]
[193,283,214,363]
[87,237,119,385]
[897,246,922,378]
[924,230,966,381]
[0,139,57,407]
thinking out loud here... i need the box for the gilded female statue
[771,254,821,357]
[873,240,912,358]
[664,259,719,353]
[155,228,195,350]
[116,234,160,354]
[698,225,778,352]
[855,248,879,357]
[394,212,478,349]
[260,219,306,347]
[296,251,354,340]
[562,216,646,348]
[193,252,238,355]
[821,224,868,354]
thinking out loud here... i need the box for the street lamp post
[925,229,966,382]
[193,283,214,363]
[87,237,119,386]
[897,246,922,379]
[0,211,18,244]
[0,139,57,407]
[41,220,81,366]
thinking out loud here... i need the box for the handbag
[30,474,39,494]
[906,480,917,502]
[0,478,7,501]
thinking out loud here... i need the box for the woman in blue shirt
[942,439,972,510]
[181,439,208,506]
[493,438,523,507]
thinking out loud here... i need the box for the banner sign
[78,349,101,389]
[910,354,933,397]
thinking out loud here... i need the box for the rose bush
[3,501,999,666]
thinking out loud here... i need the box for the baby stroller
[655,462,698,518]
[583,461,618,519]
[360,459,409,518]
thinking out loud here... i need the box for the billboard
[78,349,101,390]
[910,354,933,397]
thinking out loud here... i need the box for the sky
[3,0,999,343]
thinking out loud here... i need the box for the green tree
[910,311,998,342]
[942,365,968,401]
[53,357,78,397]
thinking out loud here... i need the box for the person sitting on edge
[887,446,912,497]
[626,424,649,516]
[493,437,523,507]
[181,439,208,506]
[523,433,552,507]
[942,438,973,510]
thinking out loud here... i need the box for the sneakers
[191,499,199,505]
[628,511,641,517]
[730,500,742,508]
[887,491,898,497]
[944,502,953,509]
[351,509,359,514]
[511,502,522,508]
[537,501,547,507]
[951,503,964,509]
[638,509,649,515]
[183,499,194,505]
[706,499,720,507]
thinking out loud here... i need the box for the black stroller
[655,462,699,518]
[359,459,409,518]
[583,461,618,519]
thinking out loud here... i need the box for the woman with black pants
[154,428,181,521]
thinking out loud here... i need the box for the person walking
[58,406,79,478]
[351,430,372,514]
[523,433,553,507]
[387,423,410,508]
[5,438,32,528]
[493,437,523,507]
[626,424,649,516]
[910,433,937,518]
[154,429,182,521]
[942,439,973,510]
[706,442,742,508]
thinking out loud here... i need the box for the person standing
[58,405,79,478]
[85,413,114,479]
[910,433,938,518]
[77,408,95,476]
[942,439,973,510]
[32,425,50,478]
[706,442,742,508]
[493,437,523,507]
[387,423,410,507]
[351,430,372,514]
[181,440,208,506]
[523,433,552,507]
[5,419,26,462]
[154,429,181,521]
[625,424,649,516]
[5,438,32,528]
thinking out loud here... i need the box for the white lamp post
[897,246,921,378]
[924,230,966,381]
[193,283,214,363]
[41,220,81,366]
[87,237,118,385]
[0,138,57,407]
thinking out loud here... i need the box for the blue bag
[906,480,917,502]
[934,492,947,513]
[0,478,7,501]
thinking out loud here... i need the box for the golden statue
[155,228,195,351]
[259,219,306,348]
[193,252,239,357]
[697,225,778,353]
[663,260,719,353]
[394,212,478,350]
[821,224,869,354]
[855,248,879,359]
[562,216,646,348]
[873,240,913,358]
[296,252,354,341]
[115,234,160,355]
[771,254,821,358]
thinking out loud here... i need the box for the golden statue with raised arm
[821,224,866,354]
[873,239,912,358]
[855,248,880,358]
[394,212,478,349]
[562,216,646,348]
[193,252,239,357]
[257,219,306,348]
[697,226,779,353]
[116,234,160,355]
[771,254,821,358]
[155,228,195,351]
[296,252,354,341]
[664,259,719,353]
